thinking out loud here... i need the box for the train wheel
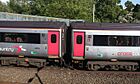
[87,64,92,71]
[111,65,119,71]
[105,65,110,71]
[59,58,64,67]
[91,65,100,71]
[115,65,119,71]
[125,65,132,71]
[131,65,138,71]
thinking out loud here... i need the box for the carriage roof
[0,21,66,29]
[70,23,140,30]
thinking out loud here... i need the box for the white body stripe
[73,29,140,36]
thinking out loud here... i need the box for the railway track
[0,66,140,84]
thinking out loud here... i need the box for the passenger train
[70,23,140,71]
[0,21,67,67]
[0,21,140,71]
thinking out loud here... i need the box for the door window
[77,35,82,44]
[51,34,56,43]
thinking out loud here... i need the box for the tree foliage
[125,1,135,12]
[133,4,140,20]
[45,0,93,21]
[8,0,31,14]
[0,1,8,12]
[95,0,123,22]
[29,0,93,22]
[122,1,140,23]
[6,0,94,22]
[0,0,139,23]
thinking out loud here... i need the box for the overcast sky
[0,0,9,3]
[121,0,140,4]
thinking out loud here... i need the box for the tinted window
[77,35,82,44]
[109,36,117,46]
[93,35,108,46]
[133,37,139,46]
[93,35,140,46]
[109,36,132,46]
[0,33,40,44]
[51,34,56,43]
[28,33,40,44]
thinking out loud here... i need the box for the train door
[73,32,85,57]
[48,31,59,57]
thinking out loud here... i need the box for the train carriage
[0,21,67,66]
[70,23,140,71]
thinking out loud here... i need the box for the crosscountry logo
[12,45,27,54]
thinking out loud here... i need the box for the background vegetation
[0,0,139,23]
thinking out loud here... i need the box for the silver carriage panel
[40,33,48,44]
[85,35,93,46]
[84,30,140,61]
[85,46,140,61]
[0,43,48,57]
[0,30,49,57]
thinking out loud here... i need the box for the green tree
[30,0,48,16]
[120,1,140,23]
[5,0,137,23]
[133,4,140,20]
[30,0,94,22]
[95,0,123,22]
[125,1,134,12]
[0,1,9,12]
[7,0,94,22]
[8,0,31,14]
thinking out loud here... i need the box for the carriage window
[93,35,138,46]
[0,33,40,44]
[77,35,82,44]
[4,33,26,43]
[109,36,117,46]
[93,35,108,46]
[133,37,138,46]
[51,34,56,43]
[109,36,132,46]
[0,34,1,42]
[138,37,140,46]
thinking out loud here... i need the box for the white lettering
[0,48,14,52]
[10,48,14,52]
